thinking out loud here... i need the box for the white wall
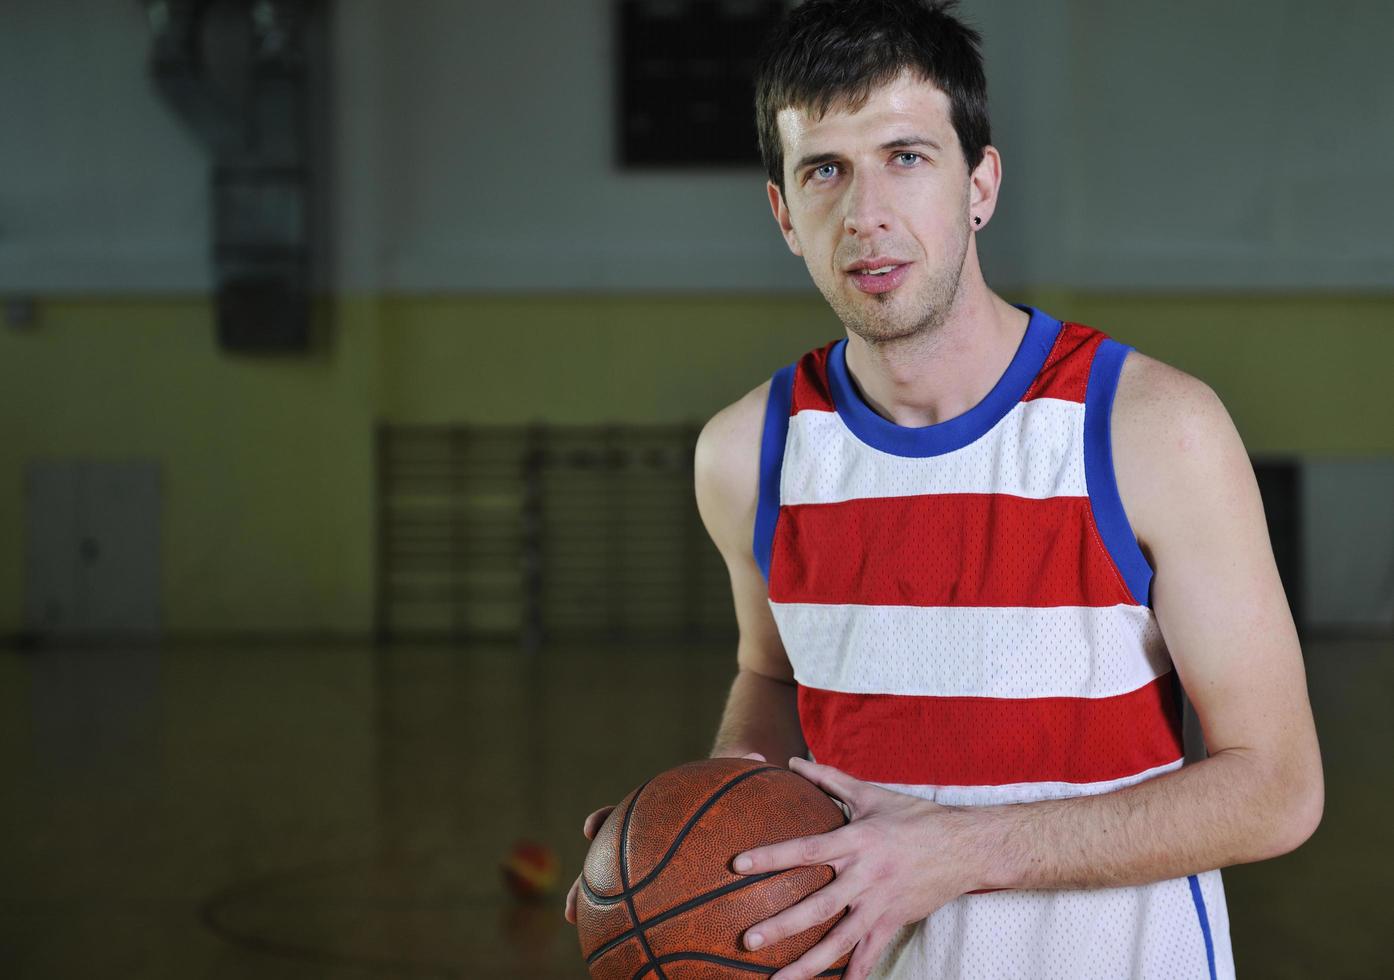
[0,1,207,290]
[1059,0,1394,288]
[1,0,1390,293]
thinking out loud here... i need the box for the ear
[767,180,803,256]
[968,145,1003,230]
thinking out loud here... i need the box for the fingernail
[746,932,764,949]
[733,855,752,872]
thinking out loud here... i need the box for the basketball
[575,757,852,978]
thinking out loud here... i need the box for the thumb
[788,757,863,815]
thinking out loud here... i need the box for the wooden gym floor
[0,635,1389,978]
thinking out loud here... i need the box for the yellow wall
[1033,291,1394,455]
[3,292,1391,635]
[2,298,384,636]
[379,294,838,424]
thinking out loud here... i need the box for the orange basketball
[575,757,851,978]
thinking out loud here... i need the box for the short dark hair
[754,0,991,193]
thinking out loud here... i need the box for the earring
[973,216,982,226]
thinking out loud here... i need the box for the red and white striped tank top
[754,306,1234,979]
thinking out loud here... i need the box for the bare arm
[963,352,1324,889]
[695,380,807,766]
[711,668,805,763]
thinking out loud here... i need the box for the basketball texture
[576,757,851,978]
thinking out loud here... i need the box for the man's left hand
[731,757,980,980]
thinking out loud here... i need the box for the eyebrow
[792,135,943,175]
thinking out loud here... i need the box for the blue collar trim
[826,305,1062,458]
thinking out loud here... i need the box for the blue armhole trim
[1187,874,1219,980]
[1083,338,1154,607]
[754,364,796,582]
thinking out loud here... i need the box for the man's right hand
[563,805,616,924]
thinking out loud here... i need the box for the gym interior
[3,2,1391,977]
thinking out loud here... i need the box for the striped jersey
[753,306,1235,979]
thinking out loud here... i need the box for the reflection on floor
[0,636,1389,979]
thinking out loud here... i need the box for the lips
[844,256,909,273]
[846,260,911,295]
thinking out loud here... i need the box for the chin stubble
[838,232,970,350]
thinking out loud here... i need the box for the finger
[787,757,865,814]
[583,805,615,840]
[563,875,580,924]
[732,827,843,875]
[844,925,894,980]
[769,910,867,980]
[741,880,852,952]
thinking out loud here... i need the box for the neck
[842,259,1029,428]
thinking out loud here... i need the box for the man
[566,2,1324,978]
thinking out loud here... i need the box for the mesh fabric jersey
[754,305,1234,980]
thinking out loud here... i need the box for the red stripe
[798,673,1183,787]
[1022,323,1105,403]
[790,342,837,414]
[790,324,1103,414]
[770,493,1135,607]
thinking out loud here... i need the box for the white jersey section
[868,869,1234,980]
[867,757,1183,807]
[771,602,1170,700]
[780,398,1086,506]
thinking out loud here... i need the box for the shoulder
[1109,349,1256,561]
[1111,349,1230,453]
[694,378,773,561]
[698,377,771,464]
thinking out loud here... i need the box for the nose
[842,169,893,237]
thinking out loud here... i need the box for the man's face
[769,71,975,345]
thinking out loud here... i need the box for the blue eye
[896,152,922,165]
[812,163,839,180]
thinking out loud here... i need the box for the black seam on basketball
[632,952,846,977]
[653,952,845,977]
[625,765,779,893]
[619,778,667,980]
[581,764,780,904]
[580,874,630,906]
[585,870,781,964]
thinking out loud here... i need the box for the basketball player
[566,2,1324,977]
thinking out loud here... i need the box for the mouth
[846,261,911,295]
